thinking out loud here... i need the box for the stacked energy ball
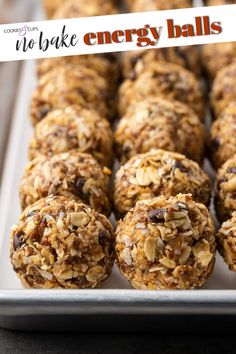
[10,0,236,290]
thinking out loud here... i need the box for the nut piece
[217,212,236,272]
[211,62,236,118]
[115,97,205,164]
[30,64,114,125]
[118,61,205,120]
[19,150,111,216]
[10,196,115,289]
[209,103,236,169]
[214,156,236,222]
[113,149,210,218]
[115,194,216,290]
[28,106,114,167]
[144,237,157,262]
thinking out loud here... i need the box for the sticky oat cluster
[10,0,236,289]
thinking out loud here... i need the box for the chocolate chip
[148,208,168,223]
[75,179,86,199]
[174,161,188,173]
[39,106,50,120]
[13,232,25,250]
[227,167,236,174]
[211,137,220,151]
[98,230,108,246]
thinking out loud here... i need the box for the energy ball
[118,62,205,120]
[43,0,66,18]
[206,0,236,4]
[28,106,114,167]
[10,196,115,289]
[115,97,205,164]
[30,64,113,126]
[209,104,236,169]
[125,0,192,12]
[113,150,211,218]
[122,46,201,80]
[115,194,216,290]
[214,156,236,222]
[53,0,118,19]
[19,151,112,216]
[211,62,236,118]
[37,55,120,92]
[217,212,236,272]
[202,43,236,82]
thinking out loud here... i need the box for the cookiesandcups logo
[3,25,38,36]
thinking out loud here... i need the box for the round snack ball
[122,46,201,80]
[209,104,236,169]
[28,106,114,167]
[211,62,236,118]
[206,0,236,4]
[118,62,205,120]
[115,194,216,290]
[10,196,115,289]
[43,0,66,18]
[125,0,192,12]
[30,64,113,125]
[217,212,236,272]
[202,43,236,82]
[53,0,118,19]
[113,150,211,218]
[37,55,120,91]
[214,156,236,222]
[115,97,205,164]
[20,151,112,216]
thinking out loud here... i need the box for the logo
[4,25,38,36]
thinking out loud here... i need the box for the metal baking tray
[1,0,236,332]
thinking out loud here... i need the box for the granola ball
[29,106,113,167]
[43,0,66,18]
[115,97,205,164]
[118,62,205,120]
[206,0,236,4]
[214,156,236,222]
[37,55,120,92]
[115,194,216,290]
[113,150,210,218]
[53,0,118,19]
[125,0,192,12]
[20,150,112,215]
[10,196,115,289]
[211,62,236,118]
[209,104,236,169]
[122,46,201,80]
[217,212,236,272]
[202,43,236,82]
[30,64,113,126]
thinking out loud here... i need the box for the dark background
[0,329,235,354]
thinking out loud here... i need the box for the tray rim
[1,289,236,316]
